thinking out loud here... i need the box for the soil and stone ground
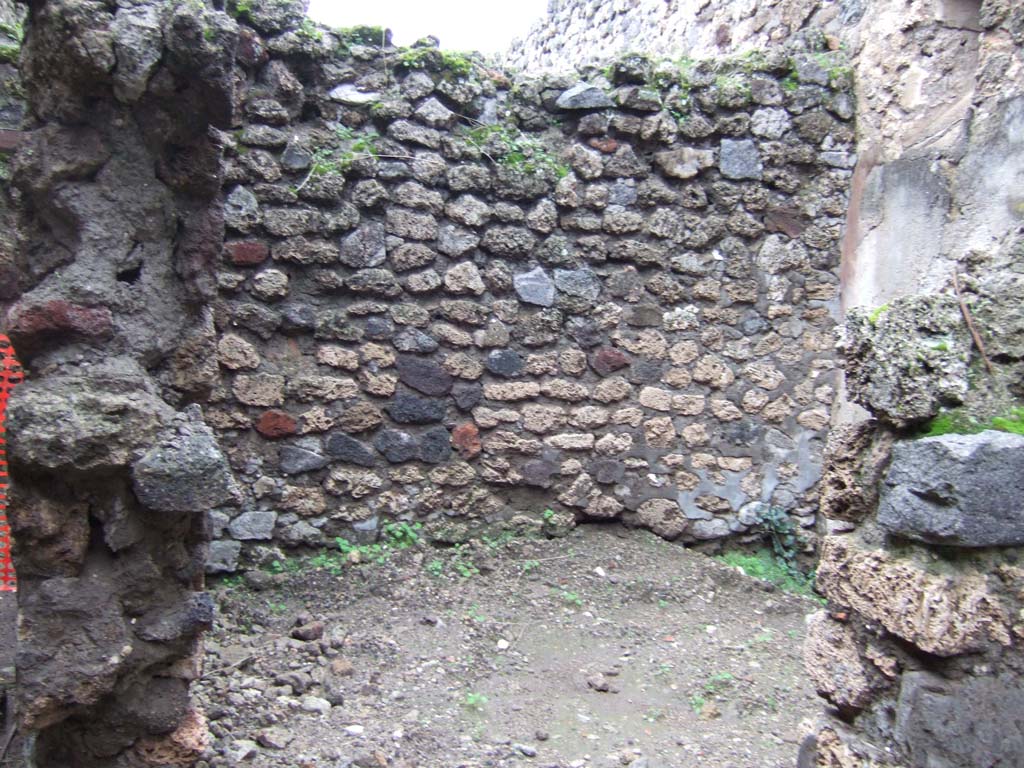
[197,526,822,768]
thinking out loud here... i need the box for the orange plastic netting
[0,335,22,592]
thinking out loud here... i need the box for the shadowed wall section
[3,1,237,765]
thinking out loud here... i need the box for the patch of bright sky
[307,0,549,56]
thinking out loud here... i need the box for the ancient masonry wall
[516,2,1024,767]
[505,0,853,72]
[204,16,855,571]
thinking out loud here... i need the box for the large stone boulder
[895,671,1024,768]
[842,296,971,427]
[132,407,233,513]
[815,536,1012,656]
[878,431,1024,547]
[7,359,174,472]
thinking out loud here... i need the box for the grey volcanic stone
[592,458,625,485]
[394,328,439,353]
[556,83,614,110]
[364,316,395,340]
[566,317,603,348]
[514,267,555,307]
[329,84,380,105]
[554,268,602,301]
[132,417,232,513]
[395,355,454,395]
[228,510,277,540]
[878,431,1024,547]
[280,303,317,334]
[206,540,241,574]
[521,459,558,488]
[894,670,1024,768]
[324,433,377,467]
[374,429,419,463]
[452,382,482,411]
[339,223,387,268]
[385,391,447,424]
[418,427,452,464]
[436,223,479,256]
[225,186,260,232]
[281,142,313,171]
[279,445,329,475]
[485,349,524,378]
[345,268,402,297]
[719,139,763,180]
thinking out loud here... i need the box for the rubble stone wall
[204,16,856,570]
[514,2,1024,767]
[505,0,851,72]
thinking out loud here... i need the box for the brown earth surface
[197,526,822,768]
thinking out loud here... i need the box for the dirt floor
[196,526,823,768]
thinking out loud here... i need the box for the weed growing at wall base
[718,549,820,601]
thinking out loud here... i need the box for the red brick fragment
[588,137,619,154]
[7,300,113,342]
[589,347,630,377]
[451,422,481,459]
[225,240,269,266]
[254,410,297,439]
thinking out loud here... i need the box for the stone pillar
[3,0,238,764]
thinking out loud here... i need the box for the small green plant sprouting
[269,601,288,614]
[463,691,488,711]
[451,547,480,579]
[296,18,324,42]
[0,21,24,42]
[221,574,244,589]
[381,520,422,548]
[0,19,23,62]
[308,550,344,576]
[716,504,820,600]
[916,406,1024,438]
[331,521,424,567]
[396,47,475,78]
[0,43,18,65]
[758,505,802,571]
[294,125,412,193]
[714,72,752,103]
[335,25,387,49]
[689,694,706,714]
[481,530,516,551]
[520,559,540,575]
[466,603,486,623]
[557,589,583,607]
[703,671,735,695]
[461,122,569,179]
[781,72,799,92]
[227,0,253,21]
[718,549,819,600]
[542,508,555,522]
[867,303,889,325]
[268,557,301,575]
[426,542,479,579]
